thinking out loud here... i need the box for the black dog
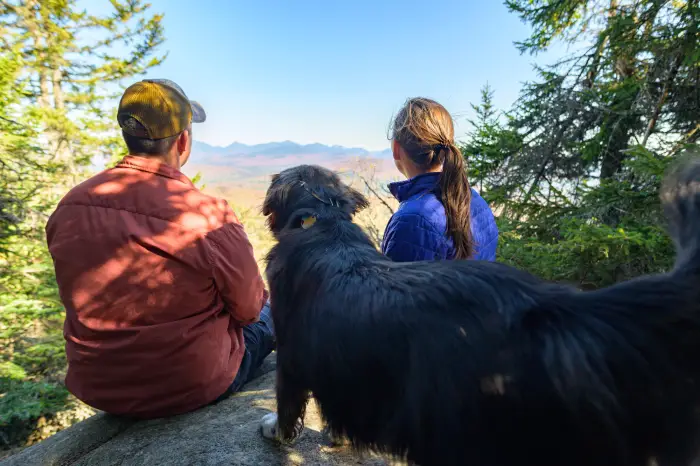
[260,161,700,466]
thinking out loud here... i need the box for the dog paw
[260,412,303,445]
[260,412,280,441]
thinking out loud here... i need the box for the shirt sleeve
[382,213,444,262]
[206,220,267,325]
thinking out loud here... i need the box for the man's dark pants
[216,302,276,401]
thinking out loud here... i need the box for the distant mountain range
[183,140,396,190]
[191,140,391,161]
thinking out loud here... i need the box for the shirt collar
[115,155,194,187]
[388,172,441,202]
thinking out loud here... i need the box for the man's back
[46,155,266,418]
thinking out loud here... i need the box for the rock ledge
[0,355,396,466]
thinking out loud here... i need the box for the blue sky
[89,0,566,151]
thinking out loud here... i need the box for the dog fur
[261,161,700,466]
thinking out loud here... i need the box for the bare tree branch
[357,172,395,215]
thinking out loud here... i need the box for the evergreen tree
[501,0,700,211]
[462,84,522,206]
[0,47,35,250]
[0,1,165,445]
[0,0,166,178]
[464,0,700,287]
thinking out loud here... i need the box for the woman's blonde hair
[391,97,474,259]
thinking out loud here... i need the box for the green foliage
[0,48,53,251]
[505,0,590,53]
[0,379,69,426]
[0,236,68,432]
[0,361,27,381]
[489,138,684,289]
[463,1,700,288]
[499,0,700,200]
[191,171,207,191]
[461,85,523,202]
[497,218,674,288]
[0,0,165,448]
[1,0,167,168]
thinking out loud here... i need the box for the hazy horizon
[192,139,391,152]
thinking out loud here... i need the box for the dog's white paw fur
[260,412,304,445]
[260,412,280,441]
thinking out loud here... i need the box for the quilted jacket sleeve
[469,189,499,262]
[206,217,267,325]
[474,234,498,261]
[382,213,446,262]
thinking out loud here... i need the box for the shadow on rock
[0,355,399,466]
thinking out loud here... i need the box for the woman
[381,97,498,262]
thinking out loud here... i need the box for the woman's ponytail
[438,143,474,259]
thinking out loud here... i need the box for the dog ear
[262,173,282,217]
[346,186,370,215]
[262,173,285,232]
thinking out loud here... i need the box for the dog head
[262,165,370,236]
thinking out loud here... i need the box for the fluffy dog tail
[662,154,700,273]
[519,156,700,464]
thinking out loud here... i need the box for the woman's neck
[403,163,442,180]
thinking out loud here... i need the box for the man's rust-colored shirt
[46,156,267,419]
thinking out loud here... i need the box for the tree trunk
[599,0,639,181]
[599,110,637,180]
[19,0,75,180]
[19,0,51,109]
[50,66,73,172]
[52,67,64,111]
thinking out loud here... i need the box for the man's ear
[177,129,190,154]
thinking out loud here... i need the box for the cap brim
[191,101,206,123]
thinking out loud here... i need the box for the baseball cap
[117,79,206,139]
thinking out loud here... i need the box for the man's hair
[121,117,181,155]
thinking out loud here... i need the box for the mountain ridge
[192,140,392,159]
[184,140,397,191]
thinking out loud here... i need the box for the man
[46,79,275,419]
